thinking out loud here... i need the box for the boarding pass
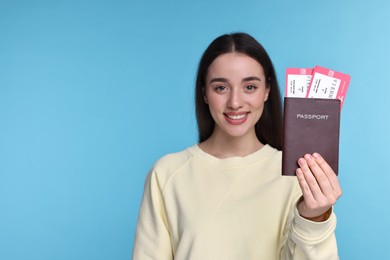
[286,66,351,109]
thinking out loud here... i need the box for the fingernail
[313,153,321,159]
[298,158,306,165]
[304,154,312,161]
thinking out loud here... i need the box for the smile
[226,114,246,120]
[224,112,249,125]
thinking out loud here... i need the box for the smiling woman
[201,53,270,157]
[195,34,283,150]
[132,33,341,260]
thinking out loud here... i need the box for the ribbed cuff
[292,203,337,243]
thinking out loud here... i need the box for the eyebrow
[242,76,262,82]
[208,76,262,84]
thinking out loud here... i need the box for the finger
[298,157,326,201]
[303,154,334,196]
[296,168,316,204]
[312,153,342,195]
[312,152,336,176]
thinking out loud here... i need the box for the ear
[265,77,272,102]
[202,87,208,104]
[264,87,270,102]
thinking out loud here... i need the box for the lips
[224,112,249,125]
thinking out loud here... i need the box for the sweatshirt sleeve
[132,170,173,260]
[281,201,339,260]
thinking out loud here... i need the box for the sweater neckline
[187,144,274,167]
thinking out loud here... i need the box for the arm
[281,203,339,260]
[281,153,341,260]
[132,170,173,260]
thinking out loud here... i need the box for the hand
[296,153,342,222]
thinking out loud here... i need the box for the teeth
[227,114,246,120]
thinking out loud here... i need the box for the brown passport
[282,97,341,176]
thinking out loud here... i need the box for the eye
[214,85,228,92]
[245,84,258,92]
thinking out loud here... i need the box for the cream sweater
[132,144,339,259]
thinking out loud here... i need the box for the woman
[132,33,341,259]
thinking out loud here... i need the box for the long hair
[195,32,283,150]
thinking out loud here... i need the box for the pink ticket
[307,66,351,109]
[285,68,313,98]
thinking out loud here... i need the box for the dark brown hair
[195,32,283,150]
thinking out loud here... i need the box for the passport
[282,97,341,176]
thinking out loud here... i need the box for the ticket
[285,68,313,98]
[306,66,351,109]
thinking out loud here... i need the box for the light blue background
[1,0,389,259]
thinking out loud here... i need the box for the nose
[227,89,243,110]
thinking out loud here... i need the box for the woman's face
[204,52,270,140]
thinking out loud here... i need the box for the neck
[199,130,264,158]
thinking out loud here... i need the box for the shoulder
[263,144,282,167]
[153,145,195,172]
[148,145,196,189]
